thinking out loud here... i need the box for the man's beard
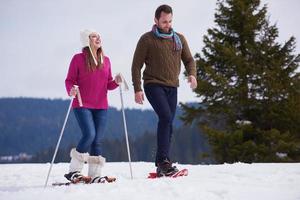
[158,26,171,33]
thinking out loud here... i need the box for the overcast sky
[0,0,299,109]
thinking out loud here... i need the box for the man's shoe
[156,159,179,177]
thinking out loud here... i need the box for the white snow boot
[88,155,105,178]
[88,155,115,183]
[64,148,90,183]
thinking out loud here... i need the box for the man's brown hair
[155,4,173,20]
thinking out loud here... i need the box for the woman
[64,29,122,183]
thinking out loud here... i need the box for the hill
[0,98,209,164]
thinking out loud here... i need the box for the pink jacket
[65,53,118,109]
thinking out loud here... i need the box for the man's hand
[135,91,144,104]
[188,75,197,89]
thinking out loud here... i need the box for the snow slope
[0,162,299,200]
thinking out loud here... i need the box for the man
[131,4,197,176]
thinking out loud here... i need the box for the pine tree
[181,0,300,163]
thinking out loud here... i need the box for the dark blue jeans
[73,108,107,156]
[144,83,177,165]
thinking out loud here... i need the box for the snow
[0,162,299,200]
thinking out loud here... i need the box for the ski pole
[118,74,133,179]
[44,85,82,187]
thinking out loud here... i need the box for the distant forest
[0,98,211,164]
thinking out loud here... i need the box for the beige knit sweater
[131,31,196,92]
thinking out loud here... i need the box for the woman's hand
[69,87,77,97]
[114,74,123,85]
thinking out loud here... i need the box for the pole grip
[73,85,83,107]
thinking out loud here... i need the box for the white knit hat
[80,29,98,47]
[80,29,100,65]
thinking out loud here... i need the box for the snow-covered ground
[0,162,299,200]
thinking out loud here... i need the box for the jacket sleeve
[181,35,197,78]
[65,55,78,95]
[107,57,119,90]
[131,35,148,93]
